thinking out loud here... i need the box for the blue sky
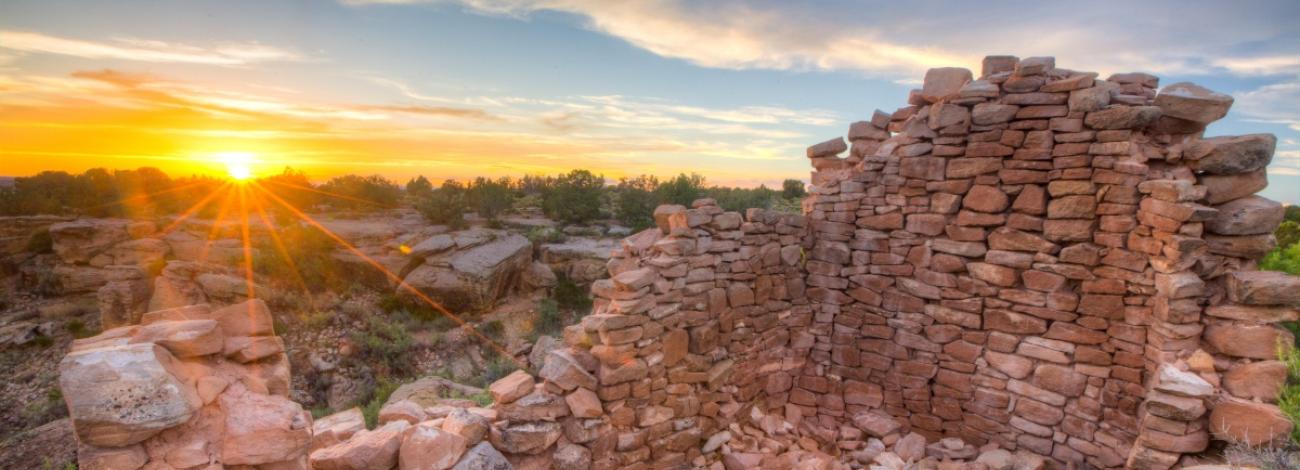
[2,0,1299,201]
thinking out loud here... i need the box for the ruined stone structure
[59,55,1297,470]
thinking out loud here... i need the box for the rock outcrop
[60,300,309,469]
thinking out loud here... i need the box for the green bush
[532,298,564,340]
[542,170,604,224]
[359,379,401,429]
[554,276,592,311]
[405,175,434,199]
[318,174,402,211]
[252,224,344,291]
[1279,342,1300,444]
[26,228,53,254]
[655,173,705,206]
[349,314,415,376]
[782,179,807,200]
[615,175,658,231]
[526,226,565,244]
[416,180,468,229]
[468,177,513,220]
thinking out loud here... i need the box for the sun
[216,152,256,181]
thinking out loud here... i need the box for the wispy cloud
[343,0,1300,79]
[1235,80,1300,131]
[0,30,304,65]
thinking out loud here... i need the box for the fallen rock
[452,441,512,470]
[59,342,200,447]
[1209,398,1293,446]
[310,420,410,470]
[220,383,313,466]
[400,422,468,470]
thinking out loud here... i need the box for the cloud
[342,0,1300,79]
[1235,80,1300,131]
[0,30,303,65]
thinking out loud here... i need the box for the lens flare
[217,152,255,180]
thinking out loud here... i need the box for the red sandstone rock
[1209,398,1293,446]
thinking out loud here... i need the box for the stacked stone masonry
[59,54,1298,470]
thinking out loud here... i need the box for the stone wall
[792,55,1292,469]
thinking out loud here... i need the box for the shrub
[1278,221,1300,250]
[468,177,513,220]
[615,175,658,231]
[531,298,564,340]
[1279,341,1300,443]
[405,175,434,199]
[416,180,468,229]
[349,314,415,376]
[252,224,343,290]
[781,179,807,200]
[542,170,604,224]
[655,173,705,206]
[26,228,53,254]
[359,379,401,429]
[554,276,592,311]
[318,174,402,211]
[526,226,565,244]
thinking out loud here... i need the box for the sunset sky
[2,0,1299,199]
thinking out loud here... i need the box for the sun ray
[250,182,525,369]
[197,188,237,264]
[81,179,215,213]
[158,182,231,236]
[237,185,257,299]
[261,179,390,208]
[247,187,316,312]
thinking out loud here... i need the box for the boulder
[920,67,973,103]
[1224,361,1287,402]
[539,349,597,391]
[1084,106,1161,129]
[310,420,410,470]
[49,219,131,264]
[1200,170,1267,205]
[129,319,223,358]
[488,370,534,405]
[59,342,200,447]
[1154,82,1233,123]
[92,238,169,268]
[77,444,148,470]
[1209,398,1293,446]
[311,408,365,452]
[401,232,532,310]
[220,383,313,465]
[97,266,152,328]
[223,335,286,363]
[488,421,562,455]
[1205,323,1294,359]
[442,408,490,444]
[379,400,427,426]
[521,261,557,290]
[1206,196,1284,235]
[1186,134,1277,175]
[553,443,592,470]
[451,441,512,470]
[213,299,275,337]
[1227,271,1300,306]
[400,422,468,470]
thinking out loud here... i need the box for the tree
[416,180,468,229]
[782,179,807,200]
[1278,221,1300,251]
[615,175,658,230]
[318,174,401,210]
[406,176,433,198]
[468,177,513,220]
[655,173,705,206]
[543,170,604,223]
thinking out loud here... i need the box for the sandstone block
[1186,134,1277,175]
[400,422,468,470]
[59,342,200,447]
[1206,196,1283,235]
[1224,361,1287,402]
[921,67,973,103]
[488,370,535,405]
[1205,323,1294,359]
[1209,398,1293,446]
[1155,82,1233,123]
